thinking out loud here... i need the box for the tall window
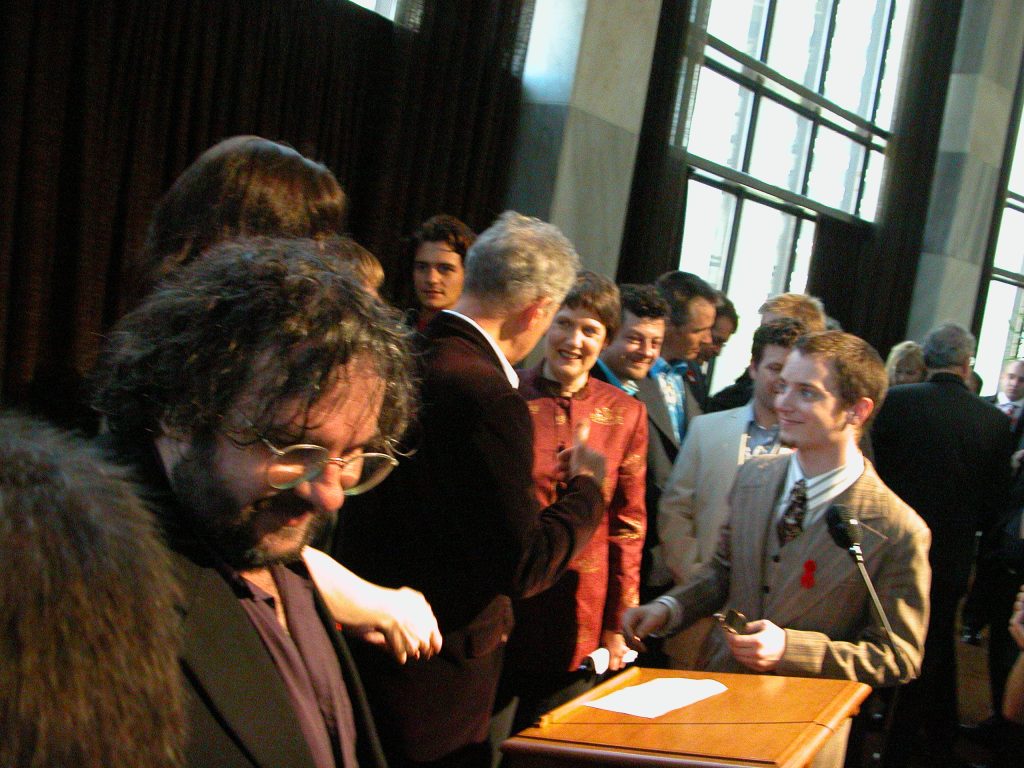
[976,110,1024,392]
[675,0,911,392]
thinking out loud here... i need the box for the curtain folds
[0,0,531,425]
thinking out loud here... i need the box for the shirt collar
[779,444,865,526]
[442,309,519,388]
[654,357,691,374]
[595,358,638,396]
[742,400,757,426]
[996,391,1024,407]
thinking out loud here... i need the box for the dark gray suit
[590,369,681,599]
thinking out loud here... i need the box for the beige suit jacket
[666,453,931,687]
[658,404,791,584]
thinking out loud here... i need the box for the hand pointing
[556,419,605,486]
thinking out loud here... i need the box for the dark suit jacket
[872,372,1012,592]
[706,369,753,413]
[105,439,386,768]
[982,393,1024,449]
[337,312,603,763]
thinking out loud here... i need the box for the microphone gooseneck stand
[825,504,906,767]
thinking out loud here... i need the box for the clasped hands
[621,601,787,672]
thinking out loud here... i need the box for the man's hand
[601,629,631,671]
[621,602,670,652]
[557,421,606,486]
[303,547,442,664]
[354,586,444,663]
[1012,449,1024,472]
[1010,585,1024,651]
[725,619,786,672]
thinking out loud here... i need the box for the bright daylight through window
[976,110,1024,386]
[674,0,911,391]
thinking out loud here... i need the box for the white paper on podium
[583,677,727,719]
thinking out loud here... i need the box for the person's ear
[846,397,874,427]
[154,426,192,475]
[522,296,553,331]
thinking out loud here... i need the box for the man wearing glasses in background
[93,238,428,768]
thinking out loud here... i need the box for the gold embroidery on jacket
[589,406,624,426]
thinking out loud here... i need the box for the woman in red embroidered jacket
[500,271,648,731]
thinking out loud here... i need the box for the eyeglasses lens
[342,455,396,496]
[266,446,396,495]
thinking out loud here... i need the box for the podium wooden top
[501,667,871,768]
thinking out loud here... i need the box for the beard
[168,436,331,570]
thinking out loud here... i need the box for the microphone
[826,504,864,563]
[824,504,907,684]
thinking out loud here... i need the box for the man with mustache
[93,238,417,768]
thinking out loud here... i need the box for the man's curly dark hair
[93,237,416,447]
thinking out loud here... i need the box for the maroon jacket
[337,312,604,763]
[506,366,647,673]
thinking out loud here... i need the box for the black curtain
[0,0,532,424]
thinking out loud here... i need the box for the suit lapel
[637,376,679,449]
[723,408,750,467]
[684,378,704,424]
[177,556,316,768]
[727,456,788,612]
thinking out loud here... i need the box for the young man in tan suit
[624,331,931,768]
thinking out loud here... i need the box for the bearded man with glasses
[92,237,426,768]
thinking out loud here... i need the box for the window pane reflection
[824,0,886,118]
[789,220,816,294]
[807,127,865,212]
[1007,116,1024,194]
[679,180,736,289]
[993,208,1024,272]
[687,68,753,169]
[707,0,766,58]
[859,149,884,221]
[874,0,910,129]
[707,202,795,395]
[749,99,811,192]
[766,0,828,89]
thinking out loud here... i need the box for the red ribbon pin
[801,559,816,589]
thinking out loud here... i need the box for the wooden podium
[501,668,871,768]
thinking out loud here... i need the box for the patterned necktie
[777,479,808,546]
